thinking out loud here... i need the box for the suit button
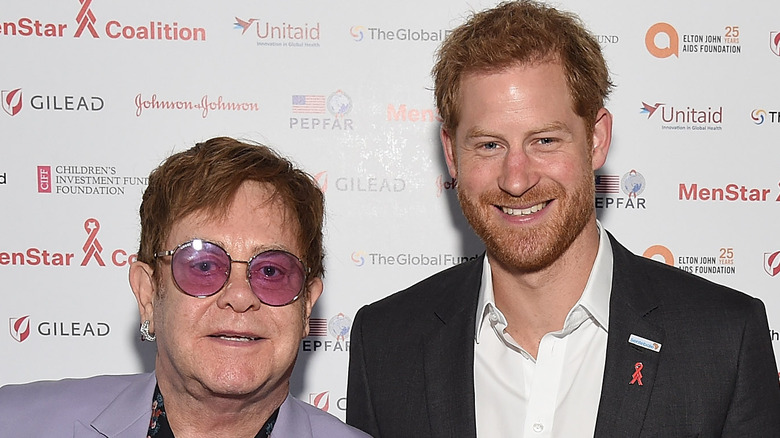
[532,423,544,433]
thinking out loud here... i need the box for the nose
[497,145,538,197]
[215,261,261,312]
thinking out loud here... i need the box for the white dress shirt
[474,222,613,437]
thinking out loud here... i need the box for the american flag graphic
[308,318,328,336]
[292,95,326,114]
[595,174,620,194]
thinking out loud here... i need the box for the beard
[458,172,595,273]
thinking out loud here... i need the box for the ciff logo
[646,23,678,58]
[2,88,23,116]
[765,250,780,277]
[309,391,330,411]
[351,251,366,266]
[350,25,366,42]
[10,315,31,343]
[771,32,780,57]
[752,109,767,125]
[643,245,674,266]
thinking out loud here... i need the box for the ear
[591,108,613,171]
[129,261,156,331]
[441,127,458,179]
[301,277,324,338]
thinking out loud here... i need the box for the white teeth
[218,335,256,342]
[501,202,547,216]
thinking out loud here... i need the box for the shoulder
[0,373,153,434]
[277,396,371,437]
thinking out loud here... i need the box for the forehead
[166,181,302,255]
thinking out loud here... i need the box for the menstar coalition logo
[387,103,441,123]
[0,218,136,268]
[233,16,320,48]
[751,109,780,125]
[643,245,737,275]
[770,32,780,56]
[765,250,780,277]
[595,170,647,210]
[640,101,723,131]
[0,1,206,41]
[9,315,110,343]
[678,181,778,202]
[1,87,104,117]
[36,165,147,196]
[350,24,450,43]
[645,22,741,58]
[134,93,259,118]
[289,90,354,130]
[303,313,353,352]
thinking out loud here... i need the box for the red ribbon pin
[629,362,643,386]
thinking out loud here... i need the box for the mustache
[471,184,566,207]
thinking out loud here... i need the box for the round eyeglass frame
[153,238,309,307]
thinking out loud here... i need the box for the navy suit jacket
[346,234,780,437]
[0,372,369,437]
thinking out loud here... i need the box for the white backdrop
[2,0,779,421]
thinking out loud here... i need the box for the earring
[140,320,156,342]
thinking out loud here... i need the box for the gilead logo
[10,315,31,342]
[2,88,23,116]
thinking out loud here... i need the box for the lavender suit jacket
[0,372,369,438]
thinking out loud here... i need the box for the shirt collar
[475,220,613,342]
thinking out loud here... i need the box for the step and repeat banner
[2,0,779,420]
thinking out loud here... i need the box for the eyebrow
[463,121,573,141]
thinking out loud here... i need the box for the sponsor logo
[765,250,780,277]
[640,101,723,131]
[387,103,441,123]
[435,175,457,197]
[0,218,137,268]
[596,34,620,45]
[678,182,777,202]
[234,17,320,48]
[351,251,366,267]
[1,87,104,117]
[134,93,259,118]
[313,171,406,193]
[303,313,352,352]
[0,172,7,186]
[2,88,23,116]
[307,390,347,413]
[595,170,647,209]
[643,245,737,275]
[8,314,110,342]
[9,316,31,342]
[354,25,451,42]
[350,25,366,42]
[771,32,780,57]
[751,109,780,125]
[36,165,147,196]
[0,4,206,41]
[290,90,354,130]
[356,252,480,267]
[645,23,741,58]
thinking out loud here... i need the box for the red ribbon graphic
[629,362,644,386]
[80,218,105,266]
[75,0,99,38]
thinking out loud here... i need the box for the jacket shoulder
[279,396,371,437]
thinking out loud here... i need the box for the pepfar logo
[289,90,354,131]
[595,170,647,210]
[9,315,31,343]
[303,313,353,353]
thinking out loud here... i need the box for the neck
[154,366,288,438]
[489,221,601,358]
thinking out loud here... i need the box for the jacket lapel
[594,236,664,437]
[78,373,157,438]
[422,255,483,438]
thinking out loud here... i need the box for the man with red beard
[346,2,780,437]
